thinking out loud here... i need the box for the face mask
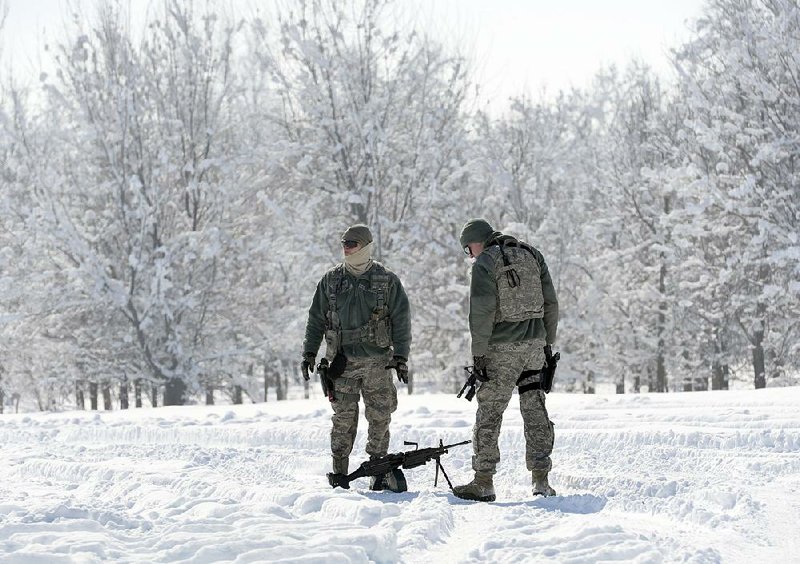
[344,242,373,275]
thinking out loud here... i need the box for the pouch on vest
[370,312,392,347]
[324,328,341,361]
[368,272,392,348]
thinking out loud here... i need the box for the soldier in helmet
[453,218,559,502]
[301,224,412,492]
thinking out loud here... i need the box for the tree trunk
[0,369,4,414]
[752,339,766,389]
[275,365,284,401]
[655,353,667,392]
[711,336,730,390]
[653,256,669,393]
[120,376,129,410]
[134,379,143,408]
[303,376,310,399]
[584,371,595,394]
[164,378,186,406]
[632,375,641,393]
[102,383,112,410]
[206,386,214,405]
[232,365,250,404]
[615,374,625,394]
[752,263,769,389]
[90,382,99,410]
[151,384,159,407]
[265,364,270,402]
[407,371,414,395]
[76,380,85,410]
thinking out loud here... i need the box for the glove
[301,352,316,381]
[385,355,409,384]
[473,355,490,382]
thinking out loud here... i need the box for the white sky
[411,0,704,112]
[1,0,705,113]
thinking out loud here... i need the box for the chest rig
[324,263,393,359]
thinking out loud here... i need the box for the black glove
[473,355,490,382]
[385,355,409,384]
[301,352,316,381]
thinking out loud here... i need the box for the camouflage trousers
[330,354,398,474]
[472,338,554,475]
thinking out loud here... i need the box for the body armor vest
[483,240,544,323]
[324,263,392,359]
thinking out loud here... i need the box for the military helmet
[459,218,494,248]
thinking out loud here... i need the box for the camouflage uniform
[455,219,559,500]
[473,340,554,476]
[329,355,397,474]
[303,231,411,478]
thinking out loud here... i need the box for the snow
[1,388,799,563]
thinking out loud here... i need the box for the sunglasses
[463,245,472,257]
[342,240,360,249]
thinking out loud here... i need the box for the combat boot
[452,471,496,502]
[369,468,408,492]
[532,471,556,497]
[327,472,350,489]
[384,468,407,492]
[328,457,350,489]
[369,474,386,491]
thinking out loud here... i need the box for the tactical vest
[323,263,393,359]
[483,240,544,323]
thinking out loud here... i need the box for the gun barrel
[441,439,471,450]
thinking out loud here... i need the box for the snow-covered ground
[1,387,799,563]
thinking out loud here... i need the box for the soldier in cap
[453,218,559,501]
[302,224,412,492]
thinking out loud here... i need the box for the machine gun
[327,439,471,491]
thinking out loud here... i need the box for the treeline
[0,0,797,412]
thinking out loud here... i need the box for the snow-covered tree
[17,1,252,405]
[471,88,603,392]
[674,0,800,388]
[252,0,475,383]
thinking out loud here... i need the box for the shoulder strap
[496,241,521,288]
[328,265,345,316]
[498,241,513,267]
[504,238,538,259]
